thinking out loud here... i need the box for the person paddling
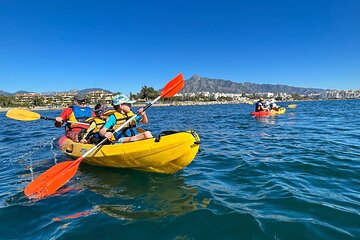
[55,93,95,142]
[99,94,153,144]
[254,98,265,112]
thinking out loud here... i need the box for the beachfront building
[310,90,360,99]
[46,92,77,107]
[14,92,40,105]
[86,90,113,105]
[11,90,115,107]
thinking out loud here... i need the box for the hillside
[0,91,11,96]
[1,76,329,96]
[0,88,113,96]
[181,75,327,95]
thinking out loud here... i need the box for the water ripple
[0,101,359,239]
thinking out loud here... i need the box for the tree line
[0,86,309,108]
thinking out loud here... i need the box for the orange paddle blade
[6,108,41,121]
[160,73,184,98]
[24,158,83,198]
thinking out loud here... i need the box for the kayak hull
[58,130,201,174]
[251,111,271,116]
[271,107,286,115]
[251,107,286,116]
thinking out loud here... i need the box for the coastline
[1,99,358,112]
[0,102,242,112]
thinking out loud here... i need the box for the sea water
[0,100,359,239]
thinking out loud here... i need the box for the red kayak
[251,111,271,116]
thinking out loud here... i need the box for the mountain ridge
[181,75,329,95]
[1,76,331,96]
[0,88,112,96]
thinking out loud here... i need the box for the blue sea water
[0,100,359,240]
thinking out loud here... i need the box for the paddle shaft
[82,96,161,159]
[40,116,90,126]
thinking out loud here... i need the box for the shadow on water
[75,164,210,221]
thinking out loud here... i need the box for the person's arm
[137,108,148,124]
[99,115,116,141]
[55,108,72,127]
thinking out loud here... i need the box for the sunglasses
[122,103,132,108]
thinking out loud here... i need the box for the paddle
[24,73,185,199]
[288,104,297,109]
[6,108,89,126]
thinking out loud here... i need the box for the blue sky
[0,0,359,94]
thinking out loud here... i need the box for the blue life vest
[255,102,263,112]
[72,106,93,122]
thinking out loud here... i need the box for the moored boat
[58,130,201,174]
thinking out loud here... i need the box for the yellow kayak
[271,107,286,115]
[58,130,201,174]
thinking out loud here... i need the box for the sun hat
[112,94,136,106]
[74,93,86,101]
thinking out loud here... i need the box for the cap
[259,98,264,101]
[74,93,86,101]
[112,94,136,106]
[94,103,107,116]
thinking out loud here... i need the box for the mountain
[181,75,328,95]
[14,91,35,95]
[0,88,113,96]
[0,90,11,96]
[77,88,113,94]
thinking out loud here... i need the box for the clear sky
[0,0,359,94]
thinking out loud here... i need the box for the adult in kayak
[55,93,95,142]
[254,98,265,112]
[99,94,153,144]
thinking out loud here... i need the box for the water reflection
[76,165,210,220]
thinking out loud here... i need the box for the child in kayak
[79,103,109,144]
[99,94,153,144]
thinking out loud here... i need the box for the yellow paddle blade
[6,108,41,121]
[288,104,297,109]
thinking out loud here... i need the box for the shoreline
[0,98,358,112]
